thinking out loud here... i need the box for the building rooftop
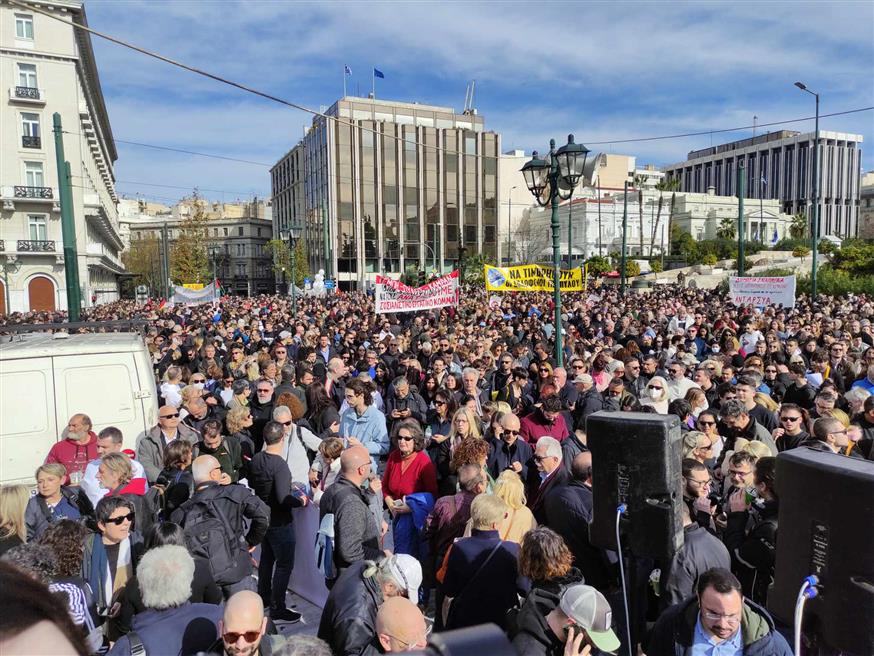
[685,129,864,161]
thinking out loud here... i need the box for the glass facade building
[271,97,500,288]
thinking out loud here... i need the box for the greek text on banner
[728,275,796,308]
[484,264,583,292]
[374,270,459,313]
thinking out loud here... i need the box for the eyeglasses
[781,416,802,423]
[699,444,714,451]
[280,420,293,427]
[684,477,711,487]
[533,454,551,462]
[105,512,135,525]
[397,434,415,442]
[702,610,741,624]
[728,468,752,477]
[572,363,585,369]
[502,430,521,436]
[223,631,261,644]
[160,413,180,419]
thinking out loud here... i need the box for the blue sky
[85,0,874,204]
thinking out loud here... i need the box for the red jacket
[45,432,98,483]
[519,410,570,445]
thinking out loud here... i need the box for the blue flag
[761,175,767,185]
[373,68,385,79]
[344,65,352,76]
[771,228,778,244]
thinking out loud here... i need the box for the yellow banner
[182,283,205,290]
[484,264,584,292]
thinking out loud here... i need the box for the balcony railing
[17,240,55,252]
[15,86,40,100]
[22,135,41,148]
[14,185,53,199]
[0,240,5,251]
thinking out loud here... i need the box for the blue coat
[339,405,389,458]
[107,603,221,656]
[393,492,434,559]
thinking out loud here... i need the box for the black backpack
[179,498,239,585]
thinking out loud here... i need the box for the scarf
[89,536,131,607]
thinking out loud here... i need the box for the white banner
[374,271,459,314]
[170,282,219,305]
[729,275,796,308]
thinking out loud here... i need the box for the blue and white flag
[771,228,779,245]
[344,65,352,76]
[373,68,385,79]
[761,176,767,186]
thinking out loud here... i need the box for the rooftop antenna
[753,115,758,138]
[463,80,476,114]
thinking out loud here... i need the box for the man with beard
[45,414,98,486]
[213,590,283,656]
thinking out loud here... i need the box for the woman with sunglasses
[696,409,725,463]
[382,419,438,556]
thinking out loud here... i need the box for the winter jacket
[573,388,605,430]
[340,404,390,459]
[528,466,571,525]
[137,424,199,484]
[80,531,145,614]
[80,457,147,508]
[723,499,778,605]
[646,596,792,656]
[25,486,92,541]
[560,432,589,473]
[45,432,99,484]
[277,422,324,484]
[511,570,586,655]
[318,475,382,573]
[385,391,429,427]
[660,523,731,608]
[317,560,382,656]
[519,409,570,445]
[106,478,157,539]
[107,602,222,656]
[193,437,243,482]
[170,481,270,585]
[486,436,533,481]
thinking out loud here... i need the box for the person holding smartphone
[513,582,620,655]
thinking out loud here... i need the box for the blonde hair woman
[463,470,536,543]
[26,463,85,541]
[0,485,30,555]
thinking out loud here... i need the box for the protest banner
[484,264,584,292]
[728,275,796,308]
[171,282,219,304]
[374,270,459,313]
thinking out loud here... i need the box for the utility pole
[506,188,515,266]
[597,179,602,256]
[53,113,81,320]
[737,161,746,276]
[321,198,331,279]
[620,180,629,295]
[161,221,171,299]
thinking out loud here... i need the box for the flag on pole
[771,228,779,245]
[373,68,385,79]
[344,65,352,76]
[761,176,767,185]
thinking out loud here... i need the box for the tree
[650,258,664,273]
[716,216,737,240]
[830,241,874,275]
[460,251,494,285]
[266,239,311,288]
[651,178,680,255]
[511,213,551,264]
[789,213,808,239]
[625,260,641,277]
[122,236,162,293]
[584,255,612,276]
[170,191,211,284]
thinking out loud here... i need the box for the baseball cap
[573,373,593,386]
[559,584,620,654]
[386,554,422,603]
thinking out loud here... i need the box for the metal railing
[21,135,41,148]
[17,239,55,252]
[14,86,40,100]
[13,185,53,199]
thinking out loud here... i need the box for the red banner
[374,271,459,313]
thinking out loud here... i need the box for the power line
[14,0,873,164]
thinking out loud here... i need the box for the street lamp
[506,185,516,265]
[279,222,303,314]
[794,81,820,297]
[521,134,589,367]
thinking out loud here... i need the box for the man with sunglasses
[771,404,809,452]
[213,590,289,656]
[138,405,199,484]
[647,568,791,655]
[486,412,533,480]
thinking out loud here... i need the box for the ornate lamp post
[521,134,589,367]
[280,223,303,314]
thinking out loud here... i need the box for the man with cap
[512,582,621,655]
[572,374,604,431]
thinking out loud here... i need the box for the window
[223,227,228,236]
[236,244,245,256]
[15,14,34,40]
[28,214,47,240]
[17,63,37,88]
[24,161,44,187]
[21,112,40,137]
[237,226,244,236]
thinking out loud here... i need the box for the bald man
[45,413,98,485]
[139,404,199,483]
[171,457,270,598]
[376,597,428,652]
[318,445,383,576]
[220,590,267,656]
[487,412,533,479]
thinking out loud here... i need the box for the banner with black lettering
[374,271,459,313]
[484,264,584,292]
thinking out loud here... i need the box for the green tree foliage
[797,269,874,295]
[701,254,718,266]
[774,237,810,252]
[817,239,838,256]
[830,241,874,275]
[625,260,641,277]
[122,236,162,292]
[584,255,612,276]
[266,239,310,287]
[170,191,211,284]
[792,246,811,258]
[716,216,737,240]
[650,258,664,274]
[789,213,808,239]
[460,251,494,285]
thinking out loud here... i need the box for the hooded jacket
[646,596,792,656]
[511,570,588,656]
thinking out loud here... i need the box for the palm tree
[717,216,736,240]
[651,177,680,254]
[790,213,808,240]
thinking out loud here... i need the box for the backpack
[180,498,240,585]
[314,512,336,581]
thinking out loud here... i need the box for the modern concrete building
[860,171,874,239]
[664,130,864,238]
[121,198,276,296]
[1,0,122,314]
[271,96,501,289]
[497,149,531,264]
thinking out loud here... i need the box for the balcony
[9,86,45,105]
[0,240,4,251]
[14,185,52,199]
[22,135,41,149]
[17,239,55,252]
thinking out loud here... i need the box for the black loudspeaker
[768,448,874,655]
[587,411,684,561]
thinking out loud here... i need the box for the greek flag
[761,176,767,185]
[771,228,779,245]
[344,65,352,76]
[373,68,385,79]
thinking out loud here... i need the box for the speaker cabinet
[587,412,684,561]
[768,447,874,655]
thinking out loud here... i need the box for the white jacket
[277,423,323,484]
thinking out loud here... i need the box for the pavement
[274,589,323,637]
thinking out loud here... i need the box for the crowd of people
[1,281,873,656]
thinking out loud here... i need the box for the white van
[0,332,158,485]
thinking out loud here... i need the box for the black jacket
[486,436,533,481]
[247,451,305,527]
[170,482,270,585]
[316,560,381,656]
[528,466,571,525]
[723,499,778,605]
[511,570,588,656]
[660,524,731,608]
[573,388,604,430]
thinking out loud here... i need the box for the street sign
[324,279,335,289]
[304,277,311,285]
[136,285,148,294]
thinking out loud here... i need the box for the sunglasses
[781,416,802,422]
[698,420,716,427]
[160,413,180,419]
[257,388,272,393]
[280,420,293,427]
[434,400,446,406]
[648,385,663,390]
[223,631,260,644]
[397,435,415,442]
[502,430,521,436]
[105,512,135,525]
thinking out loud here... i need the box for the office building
[1,0,122,314]
[860,171,874,239]
[271,96,501,288]
[664,130,864,238]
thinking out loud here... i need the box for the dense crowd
[1,282,873,656]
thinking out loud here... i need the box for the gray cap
[573,373,594,386]
[559,584,621,654]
